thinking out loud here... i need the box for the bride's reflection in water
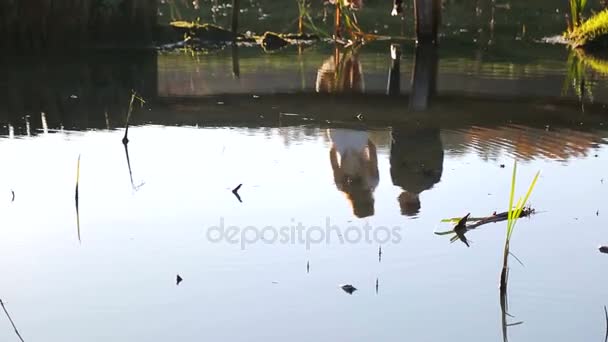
[328,129,379,218]
[316,46,377,218]
[390,126,444,216]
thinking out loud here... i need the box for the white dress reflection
[328,129,379,218]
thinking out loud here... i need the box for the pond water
[1,1,608,341]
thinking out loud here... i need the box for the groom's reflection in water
[390,126,444,216]
[328,129,379,218]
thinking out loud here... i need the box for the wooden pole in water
[409,42,438,111]
[414,0,441,43]
[387,44,401,95]
[335,2,341,38]
[231,0,240,34]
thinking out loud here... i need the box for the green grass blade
[507,160,517,231]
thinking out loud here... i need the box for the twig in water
[306,261,310,273]
[10,190,14,202]
[176,274,183,286]
[232,184,243,203]
[454,213,471,247]
[0,299,25,342]
[378,245,382,262]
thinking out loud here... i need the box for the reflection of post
[232,43,240,78]
[387,44,401,95]
[414,0,441,43]
[409,42,438,111]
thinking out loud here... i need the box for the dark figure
[390,126,444,216]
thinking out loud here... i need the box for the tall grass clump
[500,161,540,294]
[569,0,588,31]
[567,9,608,47]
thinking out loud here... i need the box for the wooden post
[232,44,240,78]
[414,0,441,43]
[386,44,401,95]
[231,0,240,34]
[409,42,438,111]
[335,2,341,38]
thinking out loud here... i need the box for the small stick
[10,190,14,202]
[0,299,25,342]
[232,184,243,203]
[123,91,146,145]
[75,155,81,243]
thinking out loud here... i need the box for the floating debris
[260,31,289,51]
[171,21,238,42]
[306,261,310,273]
[232,184,243,203]
[378,246,382,262]
[500,164,505,168]
[454,213,471,247]
[10,190,14,202]
[341,284,357,294]
[176,274,183,285]
[600,246,608,254]
[436,208,536,244]
[375,278,379,294]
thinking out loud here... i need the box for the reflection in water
[328,129,379,218]
[231,43,240,78]
[75,155,81,243]
[316,47,365,93]
[410,42,438,111]
[390,126,443,216]
[123,142,145,191]
[386,44,401,95]
[447,125,604,160]
[500,284,524,342]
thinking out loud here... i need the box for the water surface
[1,2,608,340]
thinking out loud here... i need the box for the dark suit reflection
[390,126,443,216]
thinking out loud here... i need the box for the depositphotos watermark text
[205,217,402,250]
